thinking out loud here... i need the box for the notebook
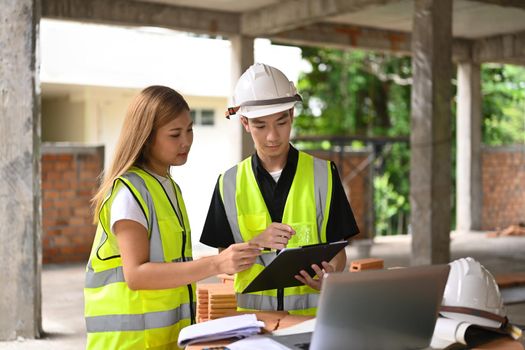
[272,264,450,350]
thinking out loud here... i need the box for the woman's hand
[294,261,334,291]
[249,223,295,250]
[215,242,261,274]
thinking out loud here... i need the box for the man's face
[241,109,293,159]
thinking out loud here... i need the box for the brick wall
[307,150,374,239]
[482,146,525,230]
[42,143,104,264]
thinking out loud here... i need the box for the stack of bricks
[42,143,104,264]
[207,287,237,320]
[196,276,236,323]
[482,147,525,230]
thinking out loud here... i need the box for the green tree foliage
[481,64,525,145]
[294,47,525,236]
[294,48,412,137]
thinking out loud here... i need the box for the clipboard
[242,240,348,293]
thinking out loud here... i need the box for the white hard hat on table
[441,257,506,328]
[431,257,522,348]
[226,63,302,119]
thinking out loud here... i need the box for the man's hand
[250,223,295,250]
[294,261,334,291]
[215,242,261,274]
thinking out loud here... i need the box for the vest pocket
[239,214,269,239]
[157,216,183,262]
[287,222,317,248]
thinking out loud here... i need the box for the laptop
[272,264,450,350]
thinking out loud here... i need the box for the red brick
[61,171,76,182]
[54,200,70,208]
[60,190,75,198]
[47,171,62,181]
[77,189,94,197]
[54,236,70,247]
[70,217,86,226]
[60,226,77,236]
[46,191,60,199]
[73,207,91,217]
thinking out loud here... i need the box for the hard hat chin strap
[440,305,508,326]
[225,94,302,119]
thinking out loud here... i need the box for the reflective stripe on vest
[86,304,194,332]
[84,167,195,349]
[86,257,194,289]
[236,292,320,311]
[220,151,332,314]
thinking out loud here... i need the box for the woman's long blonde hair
[92,85,189,221]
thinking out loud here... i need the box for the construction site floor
[0,232,524,349]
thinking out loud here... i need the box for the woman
[84,86,260,349]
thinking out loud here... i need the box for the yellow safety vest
[220,151,333,316]
[84,167,195,350]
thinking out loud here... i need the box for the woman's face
[146,110,193,173]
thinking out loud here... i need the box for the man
[200,63,359,315]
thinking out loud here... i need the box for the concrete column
[0,0,42,340]
[456,62,482,232]
[410,0,453,265]
[230,35,255,160]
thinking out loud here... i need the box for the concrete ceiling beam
[241,0,405,37]
[473,30,525,65]
[42,0,239,36]
[270,23,472,62]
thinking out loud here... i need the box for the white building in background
[40,19,304,255]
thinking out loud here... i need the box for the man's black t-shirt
[200,146,360,248]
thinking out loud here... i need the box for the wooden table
[186,312,523,350]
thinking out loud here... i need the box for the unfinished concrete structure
[1,0,524,340]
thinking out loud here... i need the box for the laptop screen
[309,264,450,350]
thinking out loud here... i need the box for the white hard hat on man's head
[441,257,507,329]
[226,63,302,119]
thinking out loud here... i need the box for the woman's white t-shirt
[110,170,182,233]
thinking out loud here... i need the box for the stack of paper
[177,314,265,347]
[430,316,523,349]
